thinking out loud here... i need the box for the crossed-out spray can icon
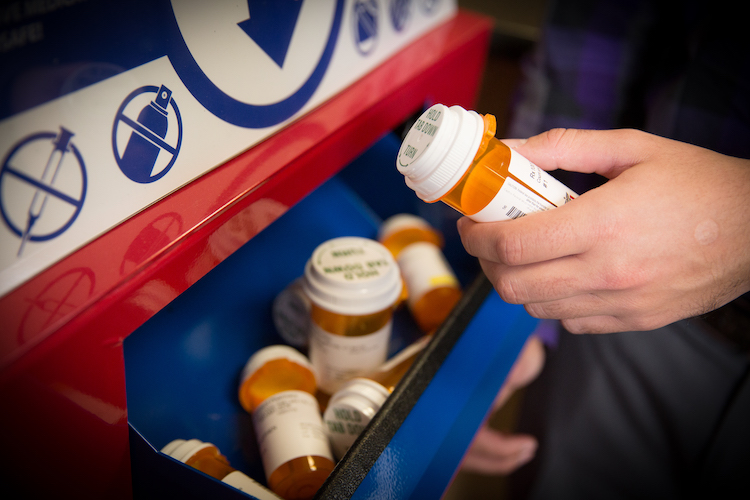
[119,85,174,183]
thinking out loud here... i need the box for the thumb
[511,128,658,179]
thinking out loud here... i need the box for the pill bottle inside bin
[397,104,578,221]
[271,277,311,351]
[379,214,462,334]
[302,237,403,403]
[238,345,335,500]
[161,438,281,499]
[323,335,431,459]
[378,213,443,257]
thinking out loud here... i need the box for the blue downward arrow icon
[238,0,304,68]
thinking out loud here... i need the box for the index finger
[512,128,656,179]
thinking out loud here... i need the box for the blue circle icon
[164,0,345,128]
[112,85,183,184]
[419,0,440,13]
[0,129,87,256]
[353,0,379,56]
[390,0,413,32]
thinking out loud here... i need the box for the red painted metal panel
[0,11,492,498]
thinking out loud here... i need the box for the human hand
[458,128,750,333]
[461,335,544,475]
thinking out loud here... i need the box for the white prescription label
[324,404,373,460]
[508,148,577,207]
[397,242,459,307]
[222,471,282,500]
[471,148,577,222]
[252,391,333,479]
[309,322,391,394]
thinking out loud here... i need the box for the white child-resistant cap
[323,378,391,460]
[396,103,485,202]
[303,237,402,315]
[377,213,434,242]
[240,344,315,385]
[161,438,214,462]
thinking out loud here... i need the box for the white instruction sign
[0,0,457,297]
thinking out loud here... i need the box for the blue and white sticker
[112,85,183,184]
[352,0,379,55]
[390,0,413,32]
[0,0,456,297]
[0,128,87,257]
[166,0,345,128]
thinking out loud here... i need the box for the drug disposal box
[0,0,457,298]
[0,3,539,498]
[124,133,539,499]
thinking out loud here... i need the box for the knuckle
[560,318,585,333]
[524,302,550,319]
[496,231,525,266]
[599,270,625,290]
[627,318,653,332]
[623,313,664,332]
[561,318,606,334]
[544,127,582,151]
[494,275,526,304]
[544,127,569,144]
[598,264,643,291]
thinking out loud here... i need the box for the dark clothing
[515,322,749,500]
[507,1,750,498]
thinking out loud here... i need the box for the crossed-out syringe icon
[18,127,75,256]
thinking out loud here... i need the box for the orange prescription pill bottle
[397,103,578,221]
[302,237,403,399]
[160,438,281,499]
[378,213,443,258]
[238,345,335,500]
[322,335,430,459]
[379,214,462,334]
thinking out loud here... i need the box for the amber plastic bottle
[367,334,431,391]
[302,237,403,401]
[238,345,335,500]
[379,214,462,333]
[160,438,280,499]
[322,335,430,459]
[397,104,578,222]
[378,213,443,258]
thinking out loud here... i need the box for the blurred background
[458,0,548,136]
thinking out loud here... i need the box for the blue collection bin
[124,133,538,499]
